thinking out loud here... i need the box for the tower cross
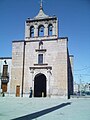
[40,0,43,9]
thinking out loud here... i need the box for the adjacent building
[0,57,12,93]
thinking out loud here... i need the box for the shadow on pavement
[12,102,71,120]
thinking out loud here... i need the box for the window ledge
[34,63,48,66]
[35,49,47,52]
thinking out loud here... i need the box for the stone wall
[10,38,70,97]
[24,38,68,97]
[10,42,24,95]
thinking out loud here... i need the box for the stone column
[34,23,38,38]
[52,21,56,36]
[47,69,51,97]
[25,22,30,39]
[44,22,48,37]
[30,69,34,97]
[56,19,58,37]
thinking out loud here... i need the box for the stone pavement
[0,97,90,120]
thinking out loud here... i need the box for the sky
[0,0,90,83]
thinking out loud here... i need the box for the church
[10,2,73,98]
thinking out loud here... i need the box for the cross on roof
[40,0,43,9]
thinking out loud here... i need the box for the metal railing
[1,73,9,83]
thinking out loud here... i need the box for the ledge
[30,66,52,70]
[0,57,12,59]
[34,63,48,66]
[35,49,47,52]
[26,17,57,23]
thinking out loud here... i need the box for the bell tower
[25,1,58,40]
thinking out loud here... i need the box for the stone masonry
[10,3,73,98]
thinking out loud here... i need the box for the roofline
[58,37,68,40]
[0,57,12,59]
[12,40,24,43]
[26,17,57,23]
[69,55,74,57]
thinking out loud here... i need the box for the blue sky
[0,0,90,83]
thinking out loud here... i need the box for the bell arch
[38,25,44,37]
[48,24,53,36]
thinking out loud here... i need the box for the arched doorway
[34,73,46,97]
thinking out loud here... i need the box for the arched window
[30,26,34,37]
[38,25,44,37]
[48,24,53,36]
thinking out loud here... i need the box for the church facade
[10,4,73,98]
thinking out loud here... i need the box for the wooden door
[16,85,20,97]
[2,83,7,92]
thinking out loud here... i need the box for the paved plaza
[0,97,90,120]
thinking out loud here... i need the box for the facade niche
[39,40,43,49]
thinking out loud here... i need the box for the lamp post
[79,75,84,96]
[80,78,82,96]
